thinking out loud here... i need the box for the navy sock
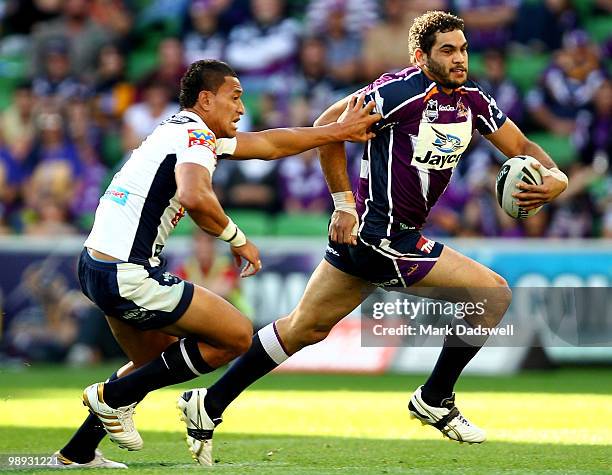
[421,322,484,406]
[205,323,289,420]
[60,371,119,464]
[103,338,214,408]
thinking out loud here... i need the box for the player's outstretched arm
[176,163,261,277]
[485,119,569,211]
[230,94,380,160]
[314,95,360,246]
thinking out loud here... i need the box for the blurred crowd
[0,0,610,239]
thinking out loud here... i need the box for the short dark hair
[179,60,238,109]
[408,11,464,60]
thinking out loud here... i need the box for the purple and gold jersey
[356,66,507,240]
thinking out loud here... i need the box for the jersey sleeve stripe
[477,114,496,134]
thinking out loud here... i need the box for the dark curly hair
[408,11,464,60]
[179,60,238,109]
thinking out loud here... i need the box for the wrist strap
[332,191,356,210]
[540,166,568,185]
[218,218,247,247]
[331,191,359,236]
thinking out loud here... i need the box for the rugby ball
[496,155,543,219]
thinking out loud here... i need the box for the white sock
[258,322,290,365]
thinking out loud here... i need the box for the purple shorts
[324,230,444,288]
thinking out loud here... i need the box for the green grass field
[1,365,611,474]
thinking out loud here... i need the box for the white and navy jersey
[356,66,507,238]
[84,111,237,266]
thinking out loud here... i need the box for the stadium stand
[0,0,609,239]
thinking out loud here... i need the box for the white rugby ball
[496,155,543,219]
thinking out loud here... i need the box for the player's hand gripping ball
[496,155,543,219]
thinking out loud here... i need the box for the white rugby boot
[408,385,486,444]
[50,450,127,469]
[82,383,143,451]
[177,388,221,466]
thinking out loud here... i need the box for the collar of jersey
[418,68,466,96]
[179,110,204,124]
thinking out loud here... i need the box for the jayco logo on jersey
[412,121,472,171]
[414,151,463,168]
[431,127,462,153]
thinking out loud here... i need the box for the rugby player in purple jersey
[175,11,571,463]
[181,12,569,463]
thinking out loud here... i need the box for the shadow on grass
[0,427,610,474]
[1,364,612,396]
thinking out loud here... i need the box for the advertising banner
[0,237,610,372]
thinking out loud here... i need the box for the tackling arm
[229,95,379,160]
[486,119,568,210]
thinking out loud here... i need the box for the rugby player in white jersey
[174,12,569,465]
[51,59,380,468]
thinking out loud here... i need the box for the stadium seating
[229,209,273,236]
[526,132,576,168]
[585,17,612,43]
[466,52,549,94]
[507,53,549,94]
[0,55,27,109]
[148,210,335,238]
[126,46,159,82]
[275,213,330,237]
[101,132,125,168]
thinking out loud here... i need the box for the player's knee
[494,274,512,310]
[225,320,253,358]
[234,326,253,355]
[485,273,512,324]
[493,272,509,289]
[297,322,333,348]
[197,335,250,368]
[232,316,253,357]
[281,313,326,350]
